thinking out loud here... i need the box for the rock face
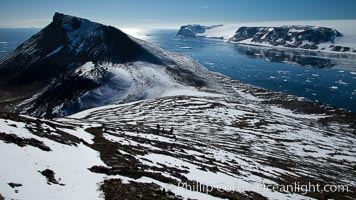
[176,24,223,38]
[0,13,216,118]
[228,26,355,52]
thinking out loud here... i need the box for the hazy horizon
[1,0,356,29]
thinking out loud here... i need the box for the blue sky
[1,0,356,28]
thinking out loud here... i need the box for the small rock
[8,182,22,188]
[36,142,51,151]
[166,190,176,199]
[198,166,207,171]
[40,169,59,184]
[167,190,175,196]
[88,165,111,174]
[8,124,17,128]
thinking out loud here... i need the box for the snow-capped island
[176,24,223,39]
[177,20,356,53]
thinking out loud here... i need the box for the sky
[0,0,356,29]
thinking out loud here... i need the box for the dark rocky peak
[0,12,161,86]
[52,12,93,28]
[46,12,161,63]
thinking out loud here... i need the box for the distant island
[177,23,356,53]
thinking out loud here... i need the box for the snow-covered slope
[0,76,355,199]
[0,114,106,200]
[177,20,356,53]
[0,13,223,118]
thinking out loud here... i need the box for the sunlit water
[1,28,356,111]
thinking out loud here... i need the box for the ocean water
[0,28,356,111]
[142,29,356,112]
[0,28,40,58]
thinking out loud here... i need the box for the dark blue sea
[144,29,356,112]
[1,28,356,111]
